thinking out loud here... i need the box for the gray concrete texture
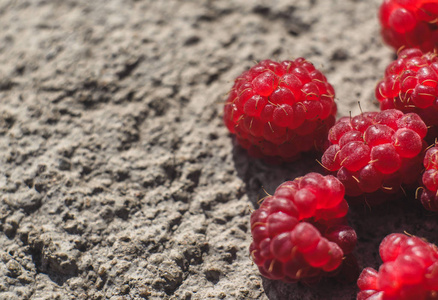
[1,0,437,299]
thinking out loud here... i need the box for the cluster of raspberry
[223,1,438,299]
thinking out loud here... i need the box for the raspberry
[357,233,438,300]
[249,173,357,283]
[419,145,438,211]
[376,48,438,142]
[223,59,336,162]
[321,109,427,200]
[379,0,438,52]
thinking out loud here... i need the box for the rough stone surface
[1,0,437,299]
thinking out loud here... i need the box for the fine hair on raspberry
[375,48,438,143]
[321,109,427,201]
[249,172,357,283]
[357,233,438,300]
[379,0,438,52]
[223,59,336,162]
[419,144,438,211]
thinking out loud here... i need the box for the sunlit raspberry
[379,0,438,52]
[376,48,438,142]
[249,173,357,283]
[419,144,438,211]
[224,59,336,162]
[357,233,438,300]
[321,109,427,201]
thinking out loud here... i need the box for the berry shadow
[348,189,438,274]
[231,140,325,207]
[262,275,358,300]
[232,141,361,299]
[232,139,438,299]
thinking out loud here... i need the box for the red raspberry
[321,109,427,200]
[379,0,438,52]
[249,173,357,283]
[419,145,438,211]
[376,48,438,142]
[223,59,336,162]
[357,233,438,300]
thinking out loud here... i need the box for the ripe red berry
[379,0,438,52]
[419,145,438,211]
[357,233,438,300]
[376,48,438,142]
[224,59,336,162]
[321,109,426,199]
[249,173,357,283]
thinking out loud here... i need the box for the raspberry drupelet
[379,0,438,52]
[419,144,438,211]
[223,59,336,162]
[249,173,357,283]
[376,48,438,142]
[321,109,427,201]
[357,233,438,300]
